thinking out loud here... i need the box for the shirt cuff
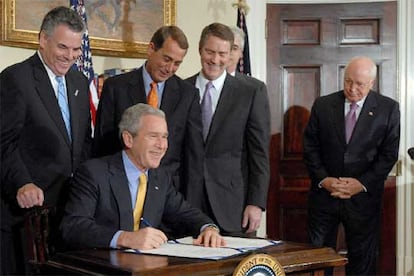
[361,184,367,192]
[318,177,328,188]
[200,223,220,233]
[110,230,123,249]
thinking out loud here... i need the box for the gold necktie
[133,173,147,231]
[147,82,158,108]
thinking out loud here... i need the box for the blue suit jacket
[60,152,213,249]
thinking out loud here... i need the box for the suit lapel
[160,77,180,117]
[108,153,134,231]
[206,75,237,144]
[66,70,83,149]
[141,170,161,225]
[330,92,347,144]
[349,91,378,144]
[126,68,147,105]
[32,55,71,146]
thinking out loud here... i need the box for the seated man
[60,104,224,250]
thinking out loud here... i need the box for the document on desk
[125,236,282,260]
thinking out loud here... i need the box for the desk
[41,242,346,275]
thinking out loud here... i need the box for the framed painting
[0,0,176,58]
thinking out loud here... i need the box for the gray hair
[230,26,245,51]
[344,56,377,79]
[39,6,85,38]
[118,103,165,139]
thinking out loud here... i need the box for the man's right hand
[117,227,168,250]
[16,183,44,208]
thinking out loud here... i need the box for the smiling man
[185,23,270,237]
[303,56,400,275]
[0,6,92,274]
[61,104,224,250]
[93,25,203,201]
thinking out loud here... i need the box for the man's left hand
[193,226,226,248]
[331,177,365,199]
[242,205,262,233]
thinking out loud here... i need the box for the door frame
[245,0,413,274]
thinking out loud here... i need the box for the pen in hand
[140,217,179,244]
[140,217,153,228]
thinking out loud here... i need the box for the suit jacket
[60,152,213,249]
[93,67,204,192]
[303,90,400,214]
[0,53,92,212]
[186,73,271,233]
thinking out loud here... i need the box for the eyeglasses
[344,79,372,89]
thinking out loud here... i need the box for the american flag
[70,0,99,125]
[237,6,251,76]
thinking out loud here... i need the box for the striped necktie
[201,81,213,140]
[55,76,71,141]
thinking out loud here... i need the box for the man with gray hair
[61,103,224,250]
[227,26,246,76]
[1,6,92,274]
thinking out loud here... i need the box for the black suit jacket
[60,152,213,249]
[93,67,203,192]
[303,90,400,213]
[186,73,270,233]
[0,53,92,211]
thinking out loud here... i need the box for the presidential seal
[233,253,285,276]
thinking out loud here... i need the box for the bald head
[343,56,376,102]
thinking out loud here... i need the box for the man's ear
[122,131,133,149]
[147,42,156,56]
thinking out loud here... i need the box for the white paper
[124,236,282,260]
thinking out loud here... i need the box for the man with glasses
[303,56,400,275]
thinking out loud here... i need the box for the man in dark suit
[186,23,270,236]
[61,104,224,250]
[0,6,92,274]
[93,26,203,194]
[303,56,400,275]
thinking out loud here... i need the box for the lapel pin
[369,111,373,116]
[155,186,159,190]
[74,90,79,96]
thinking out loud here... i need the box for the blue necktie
[201,81,213,140]
[56,76,71,141]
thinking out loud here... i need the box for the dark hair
[199,23,234,49]
[39,6,85,38]
[150,25,189,51]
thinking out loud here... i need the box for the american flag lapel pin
[155,186,159,190]
[368,111,374,116]
[74,89,79,96]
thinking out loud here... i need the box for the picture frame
[0,0,176,58]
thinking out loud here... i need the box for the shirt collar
[122,150,146,184]
[142,63,165,94]
[198,70,227,92]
